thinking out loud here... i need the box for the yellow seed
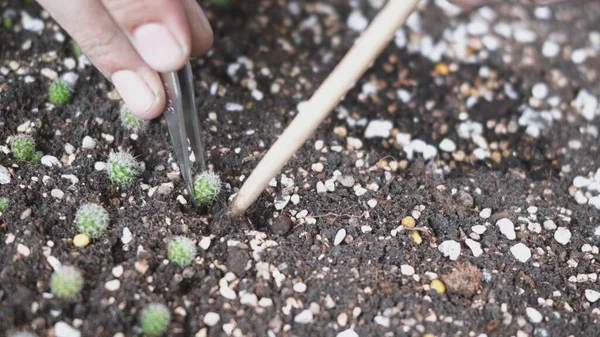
[73,233,90,248]
[411,231,423,245]
[423,334,435,337]
[401,216,416,228]
[430,279,446,294]
[434,62,449,76]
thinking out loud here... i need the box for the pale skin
[39,0,565,120]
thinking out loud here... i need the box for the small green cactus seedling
[106,151,139,186]
[48,79,71,105]
[2,17,13,29]
[75,203,109,238]
[51,266,83,299]
[2,9,16,30]
[167,236,196,267]
[11,135,42,162]
[193,172,221,205]
[0,197,9,213]
[72,41,83,58]
[141,303,171,337]
[120,105,148,132]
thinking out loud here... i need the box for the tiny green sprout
[141,303,171,337]
[2,9,16,30]
[72,41,83,58]
[11,135,42,162]
[2,17,13,29]
[51,266,83,299]
[48,79,72,105]
[75,203,109,239]
[106,151,139,186]
[120,105,148,132]
[167,236,196,267]
[193,171,221,205]
[210,0,230,7]
[0,197,9,213]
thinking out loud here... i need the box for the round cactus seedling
[48,79,72,105]
[120,105,148,132]
[75,203,109,239]
[11,135,42,161]
[71,40,83,58]
[51,266,83,299]
[193,171,221,205]
[0,197,9,213]
[141,303,171,337]
[106,151,139,187]
[167,236,196,267]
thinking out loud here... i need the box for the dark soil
[1,0,600,336]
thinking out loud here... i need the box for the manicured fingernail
[133,23,187,72]
[111,70,156,117]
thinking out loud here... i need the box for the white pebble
[121,227,133,244]
[400,264,415,276]
[479,208,492,219]
[364,120,393,138]
[293,282,307,293]
[531,83,548,100]
[438,240,461,261]
[41,155,61,168]
[112,265,124,278]
[571,48,587,64]
[585,289,600,303]
[203,312,220,326]
[543,220,557,231]
[542,40,560,58]
[337,329,359,337]
[513,28,537,44]
[554,227,572,245]
[472,225,487,235]
[573,176,591,188]
[17,243,30,257]
[294,309,314,324]
[526,307,543,323]
[511,243,531,263]
[497,218,516,240]
[0,165,10,185]
[199,236,211,250]
[397,89,411,103]
[54,321,81,337]
[334,229,346,246]
[439,138,456,152]
[220,286,237,300]
[465,239,483,257]
[51,189,64,199]
[81,136,97,149]
[104,279,121,291]
[347,10,368,32]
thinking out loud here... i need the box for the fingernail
[133,23,187,72]
[111,70,156,117]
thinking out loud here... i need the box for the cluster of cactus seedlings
[167,236,196,266]
[194,171,222,205]
[141,303,171,337]
[75,203,109,238]
[120,105,148,132]
[48,79,72,105]
[0,197,9,213]
[106,151,139,187]
[11,135,42,161]
[51,266,84,299]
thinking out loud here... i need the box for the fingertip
[112,69,165,120]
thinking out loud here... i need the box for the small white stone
[157,182,174,195]
[203,312,220,326]
[54,321,81,337]
[225,103,244,111]
[554,227,572,245]
[112,265,124,278]
[479,208,492,219]
[294,309,313,324]
[334,229,347,246]
[121,227,133,244]
[438,240,461,261]
[94,162,106,171]
[511,243,531,263]
[41,155,62,167]
[585,289,600,303]
[571,48,587,64]
[465,239,483,257]
[400,264,415,276]
[274,195,291,210]
[104,279,121,291]
[513,28,537,44]
[439,138,456,152]
[374,315,390,327]
[0,165,10,185]
[51,189,64,199]
[311,162,324,172]
[532,83,548,100]
[497,218,516,240]
[367,199,378,208]
[17,244,30,257]
[81,136,97,149]
[316,181,327,194]
[573,176,591,188]
[199,236,211,250]
[220,286,237,300]
[397,89,411,103]
[543,219,557,231]
[364,120,393,138]
[347,137,363,149]
[347,10,368,32]
[293,282,307,293]
[472,225,487,235]
[21,11,44,34]
[337,329,359,337]
[526,307,543,323]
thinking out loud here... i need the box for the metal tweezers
[160,63,207,206]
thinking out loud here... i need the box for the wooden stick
[230,0,418,215]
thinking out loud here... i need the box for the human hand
[37,0,213,119]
